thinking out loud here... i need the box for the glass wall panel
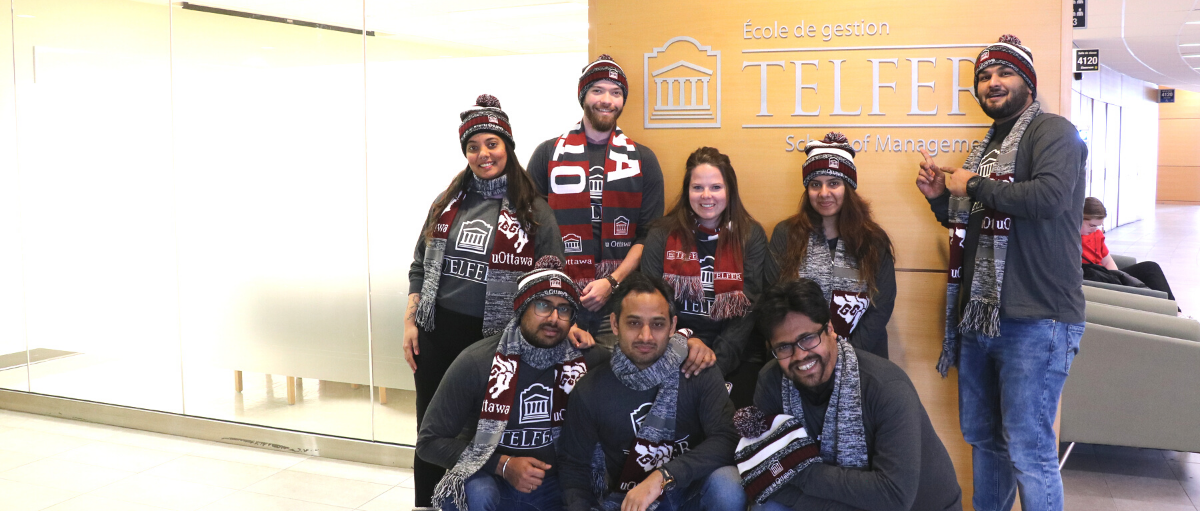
[12,0,180,411]
[0,0,29,392]
[365,0,588,445]
[172,2,372,438]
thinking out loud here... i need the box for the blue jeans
[749,502,790,511]
[599,466,745,511]
[442,471,563,511]
[959,318,1084,511]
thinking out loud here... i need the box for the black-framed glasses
[770,324,827,359]
[532,298,575,321]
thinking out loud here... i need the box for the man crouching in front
[557,272,744,511]
[418,264,607,511]
[741,278,962,511]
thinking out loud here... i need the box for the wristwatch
[966,176,983,198]
[604,274,619,290]
[657,467,676,491]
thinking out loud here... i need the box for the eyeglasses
[531,299,575,321]
[770,325,827,360]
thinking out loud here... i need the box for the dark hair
[754,279,830,337]
[778,183,893,297]
[1083,197,1107,220]
[654,147,761,253]
[610,272,677,320]
[421,143,542,240]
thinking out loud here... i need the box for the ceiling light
[1183,43,1200,47]
[1184,54,1200,58]
[1187,21,1200,24]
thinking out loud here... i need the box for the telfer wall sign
[644,37,722,129]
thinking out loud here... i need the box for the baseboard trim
[0,389,414,468]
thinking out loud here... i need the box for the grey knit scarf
[592,333,689,511]
[797,228,870,337]
[938,100,1041,376]
[431,316,583,511]
[415,173,531,336]
[782,337,867,468]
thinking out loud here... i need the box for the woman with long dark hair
[764,132,896,358]
[404,94,579,507]
[640,147,767,402]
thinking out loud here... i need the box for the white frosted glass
[0,0,28,392]
[11,0,181,412]
[173,5,372,439]
[366,51,586,444]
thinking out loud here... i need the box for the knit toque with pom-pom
[577,54,628,105]
[975,34,1036,98]
[802,132,858,189]
[458,93,514,154]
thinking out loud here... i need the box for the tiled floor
[0,409,415,511]
[1103,203,1200,315]
[1062,443,1200,511]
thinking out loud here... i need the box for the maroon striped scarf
[546,122,643,289]
[661,224,751,321]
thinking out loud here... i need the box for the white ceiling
[183,0,589,54]
[1073,0,1200,91]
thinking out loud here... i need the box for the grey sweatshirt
[763,222,896,359]
[640,223,769,374]
[416,334,610,476]
[526,137,665,247]
[409,192,564,317]
[926,111,1088,323]
[557,360,738,511]
[754,353,963,511]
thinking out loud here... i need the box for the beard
[520,320,566,349]
[787,352,830,389]
[978,84,1031,121]
[584,102,623,132]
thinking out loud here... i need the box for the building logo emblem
[644,36,721,129]
[488,115,498,124]
[613,216,631,236]
[562,233,583,253]
[456,219,493,255]
[549,277,562,289]
[519,383,553,424]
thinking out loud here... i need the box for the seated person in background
[418,265,608,511]
[1081,197,1179,305]
[558,272,744,511]
[746,279,962,511]
[640,146,768,406]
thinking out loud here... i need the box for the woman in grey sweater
[403,94,571,507]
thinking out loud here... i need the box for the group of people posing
[407,33,1090,511]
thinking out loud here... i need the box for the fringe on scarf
[711,291,751,321]
[662,273,704,303]
[431,418,506,511]
[959,301,1002,338]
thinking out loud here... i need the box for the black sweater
[558,360,738,511]
[754,353,962,511]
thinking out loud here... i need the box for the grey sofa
[1081,285,1178,316]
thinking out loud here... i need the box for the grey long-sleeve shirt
[640,223,768,375]
[763,222,896,359]
[754,354,963,511]
[558,360,738,511]
[926,111,1087,323]
[408,192,564,317]
[526,137,665,247]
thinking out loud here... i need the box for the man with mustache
[916,34,1087,511]
[418,265,607,511]
[526,54,665,340]
[557,272,743,511]
[744,279,961,510]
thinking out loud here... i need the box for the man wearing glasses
[417,266,607,511]
[747,279,962,511]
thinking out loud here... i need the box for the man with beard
[526,54,665,339]
[741,279,961,511]
[915,34,1087,511]
[418,265,607,511]
[557,272,743,511]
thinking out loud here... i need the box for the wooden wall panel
[1156,166,1200,203]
